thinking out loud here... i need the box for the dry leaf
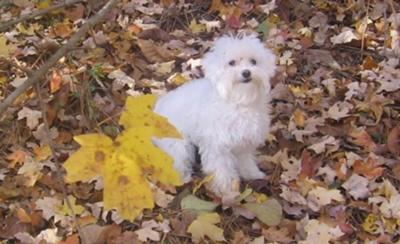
[353,158,384,180]
[307,186,344,211]
[17,107,42,129]
[187,213,225,242]
[342,174,369,200]
[137,39,174,63]
[387,126,400,156]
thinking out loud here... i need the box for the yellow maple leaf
[64,95,182,220]
[119,95,181,138]
[64,134,113,183]
[117,129,181,186]
[104,153,154,220]
[187,213,226,242]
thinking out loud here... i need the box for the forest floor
[0,0,400,243]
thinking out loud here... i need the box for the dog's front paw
[240,167,266,180]
[207,174,240,197]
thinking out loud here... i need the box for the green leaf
[181,194,219,212]
[243,198,282,226]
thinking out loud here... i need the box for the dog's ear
[260,47,277,81]
[201,46,222,81]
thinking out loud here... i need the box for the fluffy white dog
[154,35,276,196]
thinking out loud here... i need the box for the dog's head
[202,34,276,105]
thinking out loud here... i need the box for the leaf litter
[0,0,400,243]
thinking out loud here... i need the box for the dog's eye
[250,59,257,65]
[228,60,235,66]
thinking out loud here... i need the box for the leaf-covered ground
[1,0,400,243]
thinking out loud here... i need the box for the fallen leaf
[379,194,400,219]
[293,109,306,127]
[181,194,219,212]
[16,208,31,224]
[17,107,42,129]
[33,145,52,161]
[36,0,52,9]
[63,3,85,21]
[17,160,44,186]
[58,234,80,244]
[0,35,16,58]
[187,213,225,242]
[52,21,73,38]
[64,95,182,220]
[137,39,174,63]
[342,174,369,200]
[168,73,188,86]
[108,69,136,91]
[189,19,207,33]
[35,197,64,223]
[262,226,294,243]
[362,214,379,234]
[353,158,384,180]
[349,129,377,152]
[308,136,338,154]
[154,187,174,208]
[243,199,282,226]
[326,102,352,121]
[58,195,85,217]
[226,15,241,29]
[250,236,264,244]
[299,219,344,244]
[6,150,28,168]
[330,27,359,44]
[387,126,400,156]
[50,71,62,93]
[307,186,344,211]
[135,220,161,242]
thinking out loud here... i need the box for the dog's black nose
[242,70,251,78]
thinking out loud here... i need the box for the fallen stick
[0,0,117,116]
[0,0,83,32]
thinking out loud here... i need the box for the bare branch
[0,0,84,32]
[34,82,88,244]
[0,0,117,116]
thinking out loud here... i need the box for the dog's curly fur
[154,35,276,196]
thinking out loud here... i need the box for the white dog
[154,35,276,196]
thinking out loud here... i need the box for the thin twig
[34,83,88,244]
[360,0,370,59]
[0,0,117,116]
[0,0,83,32]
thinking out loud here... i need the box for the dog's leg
[153,138,194,183]
[236,152,266,180]
[201,150,240,195]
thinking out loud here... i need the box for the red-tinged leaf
[6,150,28,168]
[50,71,62,93]
[209,0,225,13]
[349,129,378,152]
[339,223,354,235]
[226,15,241,29]
[16,208,31,224]
[387,126,400,156]
[353,158,384,180]
[333,158,347,181]
[57,234,79,244]
[299,150,319,178]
